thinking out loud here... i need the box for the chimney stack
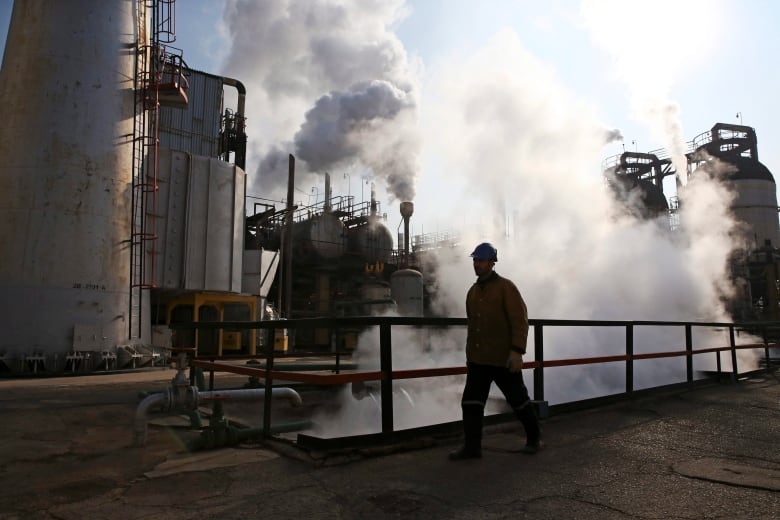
[400,201,414,266]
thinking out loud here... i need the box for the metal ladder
[128,0,178,340]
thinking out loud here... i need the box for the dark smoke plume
[603,127,623,143]
[219,0,419,202]
[294,80,419,201]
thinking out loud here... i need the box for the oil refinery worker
[449,242,542,460]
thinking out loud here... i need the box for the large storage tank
[0,1,140,359]
[391,269,424,317]
[722,156,780,248]
[689,123,780,248]
[292,213,347,262]
[348,221,394,264]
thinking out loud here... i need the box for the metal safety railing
[176,317,778,444]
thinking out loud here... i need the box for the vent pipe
[370,183,378,217]
[220,77,247,169]
[324,172,332,212]
[282,155,295,319]
[399,202,414,266]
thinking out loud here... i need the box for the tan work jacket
[465,271,529,366]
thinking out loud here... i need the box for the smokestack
[324,172,332,212]
[400,201,414,266]
[370,182,377,216]
[282,155,295,319]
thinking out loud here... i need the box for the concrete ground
[0,367,778,519]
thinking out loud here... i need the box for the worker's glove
[506,349,524,373]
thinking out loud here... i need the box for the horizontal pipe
[198,388,302,407]
[134,386,303,447]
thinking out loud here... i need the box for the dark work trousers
[460,362,540,451]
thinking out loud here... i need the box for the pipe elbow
[133,392,169,446]
[276,387,303,407]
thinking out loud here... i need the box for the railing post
[716,348,722,375]
[625,324,634,394]
[729,325,738,382]
[379,322,394,433]
[685,324,693,384]
[263,327,276,438]
[533,324,544,401]
[762,325,771,373]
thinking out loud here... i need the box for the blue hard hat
[470,242,497,261]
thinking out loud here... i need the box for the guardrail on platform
[176,317,778,442]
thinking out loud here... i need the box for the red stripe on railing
[192,340,771,386]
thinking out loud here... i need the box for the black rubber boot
[519,440,545,454]
[448,446,481,460]
[515,401,541,447]
[450,405,483,461]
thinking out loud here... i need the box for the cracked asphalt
[0,368,778,519]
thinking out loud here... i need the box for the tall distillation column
[0,1,141,359]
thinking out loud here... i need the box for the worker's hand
[506,350,524,373]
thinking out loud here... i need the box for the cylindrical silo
[390,269,424,317]
[0,1,141,361]
[723,156,780,248]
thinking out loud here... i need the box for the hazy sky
[167,0,780,228]
[2,0,777,234]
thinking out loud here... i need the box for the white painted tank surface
[726,157,780,248]
[0,1,139,359]
[391,269,424,317]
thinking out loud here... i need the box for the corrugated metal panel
[158,69,223,157]
[242,250,280,297]
[156,150,188,288]
[151,149,245,293]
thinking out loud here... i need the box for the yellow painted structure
[165,292,257,356]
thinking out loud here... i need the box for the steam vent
[602,122,780,320]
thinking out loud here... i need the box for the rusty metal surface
[0,0,137,357]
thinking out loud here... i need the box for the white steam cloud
[303,26,757,437]
[580,0,726,185]
[219,0,420,202]
[215,2,758,436]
